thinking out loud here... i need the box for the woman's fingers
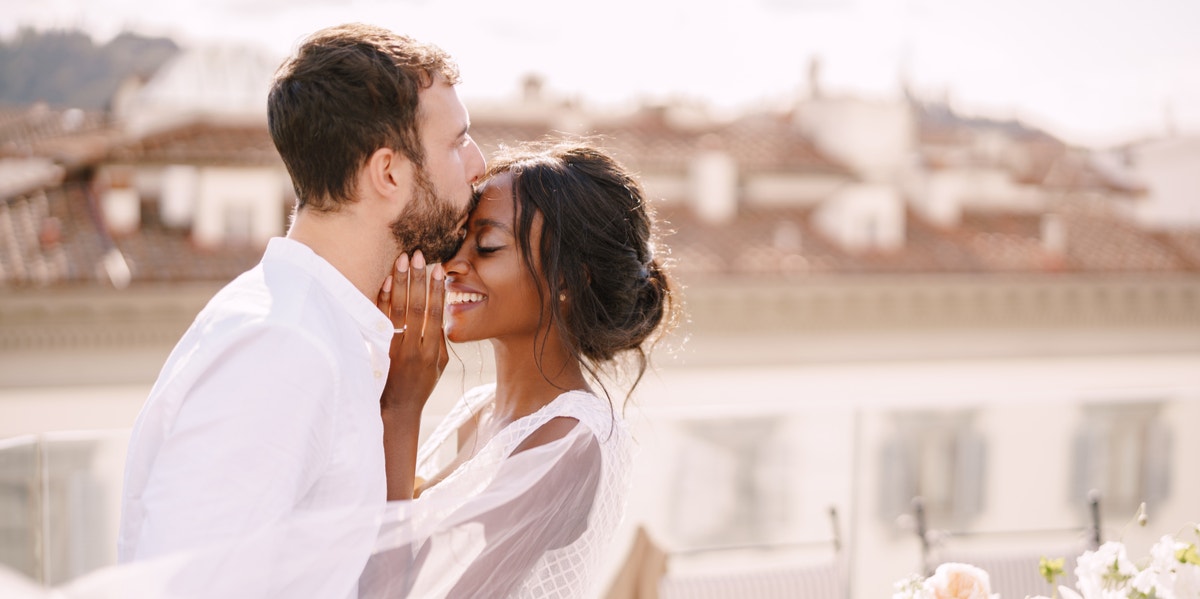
[389,253,410,331]
[427,264,449,370]
[426,264,446,341]
[377,275,392,313]
[388,251,446,361]
[406,250,427,338]
[380,250,446,418]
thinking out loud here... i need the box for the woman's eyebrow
[471,218,514,235]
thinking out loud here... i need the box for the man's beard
[389,175,468,264]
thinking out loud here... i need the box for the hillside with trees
[0,28,179,110]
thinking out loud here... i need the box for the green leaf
[1177,544,1200,567]
[1039,556,1065,584]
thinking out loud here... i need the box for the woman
[370,140,676,598]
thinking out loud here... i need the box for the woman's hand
[375,250,449,499]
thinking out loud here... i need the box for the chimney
[522,73,545,104]
[808,56,823,100]
[98,166,140,235]
[1041,212,1066,254]
[689,134,738,225]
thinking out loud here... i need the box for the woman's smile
[445,290,487,312]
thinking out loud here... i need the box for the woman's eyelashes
[472,229,507,256]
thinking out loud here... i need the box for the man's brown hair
[268,23,460,211]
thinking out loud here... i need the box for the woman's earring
[559,292,567,301]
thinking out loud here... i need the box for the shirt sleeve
[133,324,339,560]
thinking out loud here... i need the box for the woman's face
[443,172,548,344]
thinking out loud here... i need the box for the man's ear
[363,147,414,205]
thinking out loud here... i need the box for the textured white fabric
[1,386,631,598]
[397,384,634,598]
[118,237,393,564]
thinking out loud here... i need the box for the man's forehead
[418,79,469,132]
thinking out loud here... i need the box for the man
[117,23,485,562]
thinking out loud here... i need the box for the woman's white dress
[401,384,633,598]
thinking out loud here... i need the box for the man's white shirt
[118,237,392,562]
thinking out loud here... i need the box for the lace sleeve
[359,422,602,598]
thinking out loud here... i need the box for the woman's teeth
[447,292,486,305]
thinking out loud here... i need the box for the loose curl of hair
[268,23,459,211]
[484,140,678,406]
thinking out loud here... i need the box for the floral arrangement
[894,526,1200,599]
[893,562,999,599]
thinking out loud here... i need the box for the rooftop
[0,102,1195,289]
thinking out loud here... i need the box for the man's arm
[133,325,338,560]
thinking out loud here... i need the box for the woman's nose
[444,247,469,276]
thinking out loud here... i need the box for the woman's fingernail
[396,254,408,273]
[382,275,392,292]
[412,250,425,270]
[432,264,444,281]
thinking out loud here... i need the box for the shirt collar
[264,237,394,351]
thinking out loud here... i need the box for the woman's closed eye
[475,243,504,255]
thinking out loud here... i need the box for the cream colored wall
[616,351,1200,599]
[193,166,285,247]
[794,97,916,182]
[1132,137,1200,229]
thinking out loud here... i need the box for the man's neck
[287,207,396,301]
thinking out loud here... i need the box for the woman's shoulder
[533,390,628,448]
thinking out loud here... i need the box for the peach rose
[924,563,996,599]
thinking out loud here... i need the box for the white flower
[923,562,997,599]
[894,573,934,599]
[1059,586,1085,599]
[1132,568,1172,599]
[897,530,1200,599]
[1075,542,1140,599]
[1174,561,1200,599]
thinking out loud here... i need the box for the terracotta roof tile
[660,201,1200,282]
[472,113,853,177]
[1,181,260,288]
[2,107,1195,288]
[0,105,118,167]
[108,122,281,166]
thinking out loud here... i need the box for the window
[668,416,792,548]
[1072,402,1170,516]
[222,203,255,245]
[879,410,986,531]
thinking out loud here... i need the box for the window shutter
[1142,419,1172,508]
[879,437,915,523]
[953,431,986,521]
[1070,427,1097,504]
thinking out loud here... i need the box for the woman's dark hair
[268,23,459,211]
[485,140,678,404]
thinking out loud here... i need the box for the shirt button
[374,370,383,379]
[376,321,389,332]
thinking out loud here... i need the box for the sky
[3,0,1199,148]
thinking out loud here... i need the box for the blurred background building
[1,26,1198,599]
